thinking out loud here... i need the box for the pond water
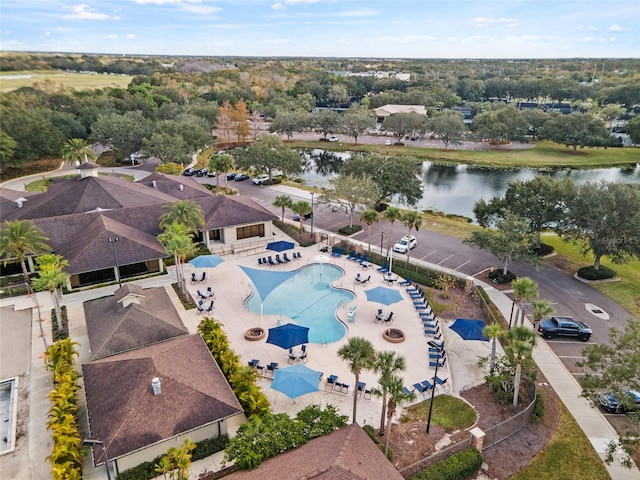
[299,150,640,220]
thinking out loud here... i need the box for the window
[236,223,265,240]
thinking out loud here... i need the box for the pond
[299,150,640,220]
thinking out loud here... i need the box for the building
[374,104,427,122]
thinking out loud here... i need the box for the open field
[289,139,640,169]
[0,70,132,92]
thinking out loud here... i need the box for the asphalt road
[217,177,637,380]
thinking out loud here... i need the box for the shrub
[338,225,363,235]
[533,242,554,256]
[577,265,616,280]
[410,448,483,480]
[488,269,516,284]
[533,392,545,423]
[361,424,393,461]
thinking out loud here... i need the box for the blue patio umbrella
[266,240,295,252]
[267,323,310,350]
[364,286,403,306]
[188,254,224,269]
[271,363,322,399]
[449,319,489,341]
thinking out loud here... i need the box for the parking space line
[437,254,453,265]
[453,260,470,271]
[420,250,438,260]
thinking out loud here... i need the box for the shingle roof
[198,195,277,231]
[142,172,212,200]
[374,104,427,117]
[84,284,189,359]
[82,335,243,462]
[223,423,404,480]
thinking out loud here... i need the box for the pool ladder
[337,300,347,309]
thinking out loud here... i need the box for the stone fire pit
[244,327,266,341]
[383,328,405,343]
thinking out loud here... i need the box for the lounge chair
[429,350,445,359]
[413,383,428,397]
[276,254,284,264]
[258,257,264,265]
[325,374,338,390]
[435,376,449,391]
[346,251,355,260]
[424,325,441,336]
[399,277,412,286]
[283,253,291,262]
[267,362,279,377]
[423,321,438,330]
[421,379,434,392]
[353,253,362,262]
[268,257,276,266]
[293,252,301,259]
[430,340,445,349]
[377,262,388,273]
[429,357,447,368]
[402,386,414,396]
[248,359,260,368]
[357,382,366,397]
[196,289,208,300]
[359,254,369,265]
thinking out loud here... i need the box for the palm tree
[382,374,415,455]
[0,219,50,283]
[273,195,293,223]
[483,323,505,373]
[505,326,537,408]
[531,299,554,329]
[159,200,205,234]
[511,277,538,328]
[400,210,423,262]
[33,254,70,333]
[359,209,379,251]
[375,351,406,435]
[382,206,402,252]
[208,153,235,191]
[157,222,197,295]
[61,138,95,165]
[291,200,311,233]
[337,336,377,424]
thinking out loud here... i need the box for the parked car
[196,168,208,177]
[182,168,196,176]
[252,174,270,185]
[207,170,216,177]
[410,135,418,141]
[537,316,592,341]
[329,136,339,142]
[226,172,237,180]
[234,173,249,181]
[599,390,640,414]
[393,235,417,254]
[385,139,393,146]
[293,212,313,221]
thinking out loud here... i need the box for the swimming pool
[245,263,354,344]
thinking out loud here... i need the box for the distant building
[374,104,427,122]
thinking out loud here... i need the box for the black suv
[537,316,592,342]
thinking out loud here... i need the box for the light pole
[426,340,443,433]
[82,438,113,480]
[107,237,121,287]
[310,192,315,241]
[380,231,384,255]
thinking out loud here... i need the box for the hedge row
[410,448,483,480]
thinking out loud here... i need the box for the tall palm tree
[511,277,538,328]
[273,195,293,223]
[157,222,197,295]
[531,299,554,329]
[359,209,379,251]
[400,210,423,262]
[291,200,311,233]
[337,336,377,424]
[159,200,205,234]
[61,138,96,165]
[33,254,70,333]
[0,219,50,283]
[382,206,402,252]
[382,374,415,455]
[208,153,235,191]
[375,351,406,435]
[483,323,505,373]
[505,326,537,408]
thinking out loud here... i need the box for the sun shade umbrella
[271,363,322,399]
[188,254,224,269]
[266,240,295,252]
[364,286,403,306]
[449,319,489,341]
[267,323,310,350]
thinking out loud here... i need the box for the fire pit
[383,328,405,343]
[244,327,265,341]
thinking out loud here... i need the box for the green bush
[338,225,363,235]
[532,392,545,423]
[410,448,483,480]
[361,424,393,461]
[577,265,617,280]
[488,269,516,284]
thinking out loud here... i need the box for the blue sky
[1,1,638,58]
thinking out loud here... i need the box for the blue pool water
[246,264,354,344]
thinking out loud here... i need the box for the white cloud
[337,9,378,18]
[126,34,137,39]
[608,24,624,32]
[282,0,325,4]
[181,4,221,15]
[473,17,519,28]
[272,3,285,10]
[134,0,202,4]
[62,4,110,20]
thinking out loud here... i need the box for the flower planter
[383,328,405,343]
[244,327,265,341]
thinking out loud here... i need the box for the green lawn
[401,395,476,432]
[513,403,609,480]
[289,139,638,168]
[1,70,132,92]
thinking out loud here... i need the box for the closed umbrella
[267,323,310,350]
[271,363,322,399]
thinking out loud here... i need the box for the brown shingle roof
[82,335,243,462]
[223,423,404,480]
[141,172,212,200]
[84,284,189,359]
[198,195,277,231]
